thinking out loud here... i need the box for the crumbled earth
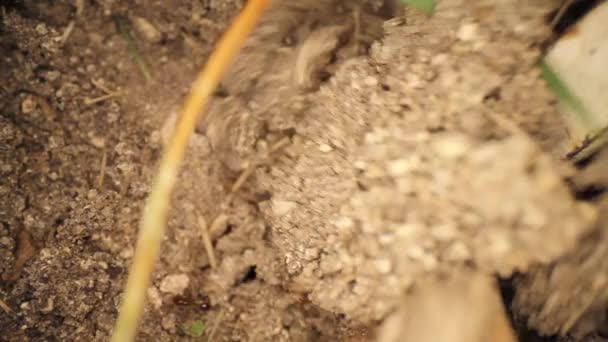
[1,0,608,341]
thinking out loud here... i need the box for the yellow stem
[110,1,271,341]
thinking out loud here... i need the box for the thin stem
[110,1,270,341]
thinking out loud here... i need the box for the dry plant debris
[111,1,270,341]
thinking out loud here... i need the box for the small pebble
[375,258,392,274]
[331,216,354,229]
[457,23,479,42]
[271,199,297,215]
[147,286,163,310]
[160,273,190,295]
[364,75,379,87]
[432,133,472,159]
[21,97,36,114]
[90,136,106,148]
[131,16,162,43]
[445,241,471,261]
[161,313,177,332]
[35,24,48,35]
[318,143,333,152]
[387,156,421,176]
[44,70,61,82]
[304,248,320,261]
[353,160,367,170]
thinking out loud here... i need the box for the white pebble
[331,216,354,229]
[160,273,190,295]
[131,16,162,43]
[457,23,479,42]
[147,286,163,309]
[304,248,320,261]
[375,258,392,274]
[364,75,379,86]
[318,143,333,152]
[35,24,48,35]
[387,156,421,176]
[271,199,297,215]
[21,97,36,114]
[445,242,471,261]
[432,133,472,159]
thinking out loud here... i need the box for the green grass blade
[400,0,437,15]
[541,60,595,130]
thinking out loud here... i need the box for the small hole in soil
[172,295,190,306]
[254,190,272,202]
[281,127,297,139]
[213,84,230,98]
[318,70,332,83]
[107,265,123,279]
[25,328,45,339]
[356,180,368,191]
[381,83,391,91]
[400,103,411,111]
[2,1,25,11]
[575,185,606,201]
[53,217,65,227]
[224,224,234,236]
[498,275,561,341]
[599,316,608,337]
[427,126,445,133]
[483,87,501,102]
[197,295,211,311]
[548,0,599,35]
[241,265,257,283]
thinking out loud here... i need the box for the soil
[1,0,607,341]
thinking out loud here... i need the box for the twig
[269,136,291,153]
[231,166,255,193]
[0,298,13,314]
[91,78,114,94]
[60,21,75,46]
[198,215,218,269]
[110,1,270,341]
[209,214,229,241]
[96,149,107,189]
[84,92,121,106]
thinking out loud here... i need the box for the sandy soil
[1,0,607,341]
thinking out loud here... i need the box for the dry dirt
[1,0,607,341]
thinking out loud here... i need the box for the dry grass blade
[110,1,271,341]
[0,298,13,314]
[96,148,107,189]
[198,215,218,269]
